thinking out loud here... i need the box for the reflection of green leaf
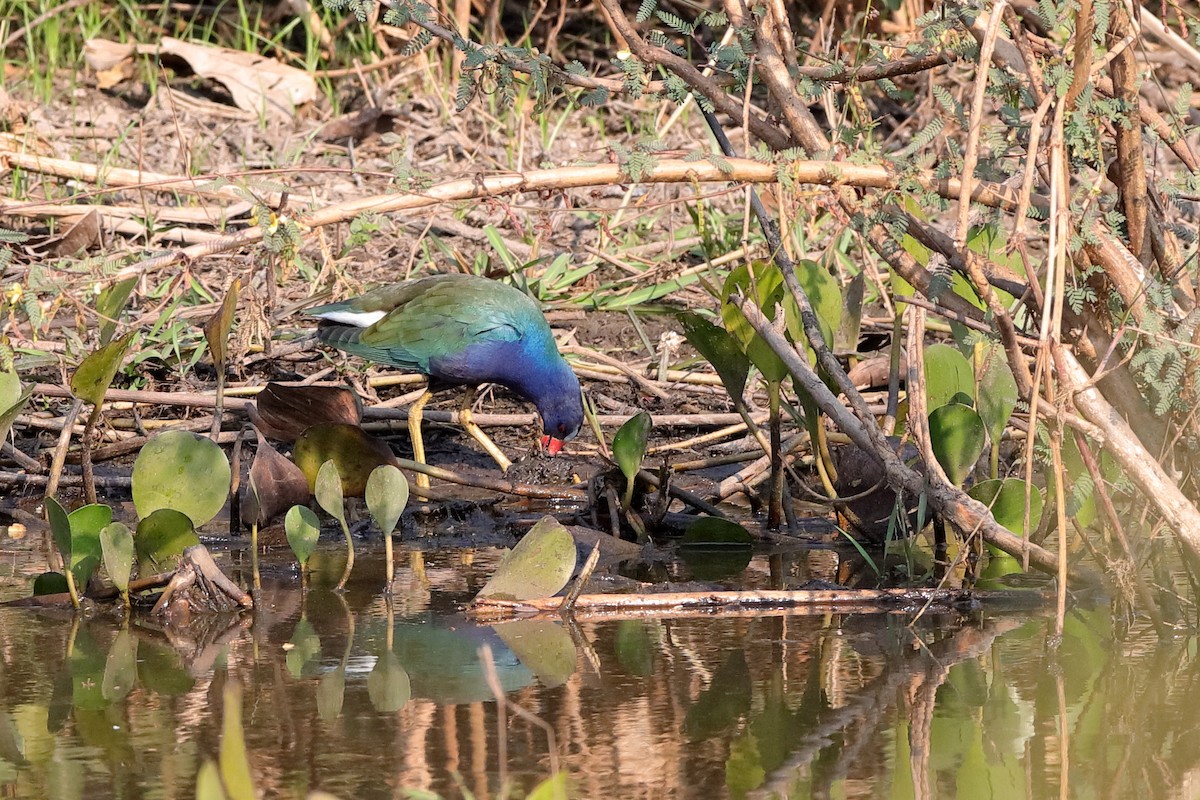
[526,772,569,800]
[317,669,346,722]
[492,621,576,688]
[135,509,200,574]
[928,403,985,486]
[99,522,134,596]
[136,641,194,695]
[284,505,321,569]
[70,627,107,712]
[477,516,577,601]
[195,760,228,800]
[684,651,751,740]
[286,618,322,678]
[367,652,411,713]
[725,730,766,796]
[70,331,136,407]
[131,430,231,527]
[681,517,753,547]
[101,630,136,703]
[614,620,656,677]
[678,312,749,400]
[679,548,753,581]
[219,683,256,800]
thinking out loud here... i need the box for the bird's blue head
[535,371,584,456]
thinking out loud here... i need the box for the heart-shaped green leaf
[284,505,321,569]
[286,618,322,678]
[67,503,110,587]
[70,330,136,408]
[132,430,231,527]
[678,312,749,400]
[928,403,986,487]
[721,262,788,383]
[95,277,137,346]
[924,343,975,412]
[135,508,200,574]
[0,368,32,444]
[477,515,577,601]
[681,516,754,548]
[366,464,408,537]
[976,343,1018,444]
[100,522,134,595]
[612,412,651,486]
[45,495,72,562]
[968,478,1043,536]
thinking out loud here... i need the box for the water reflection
[0,545,1195,798]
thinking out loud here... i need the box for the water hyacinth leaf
[33,572,69,596]
[195,760,227,800]
[67,503,110,587]
[99,522,134,596]
[678,312,749,400]
[976,343,1019,444]
[924,343,975,412]
[242,431,310,526]
[492,621,576,688]
[928,403,986,487]
[45,495,72,563]
[132,430,232,527]
[317,668,346,722]
[366,464,408,536]
[294,423,398,497]
[721,262,788,383]
[284,505,320,569]
[0,368,32,444]
[218,682,256,800]
[95,277,137,346]
[680,516,754,548]
[203,278,240,371]
[613,412,651,507]
[477,515,577,601]
[135,508,200,574]
[101,629,136,703]
[314,459,346,525]
[367,651,411,713]
[968,478,1043,535]
[247,382,362,443]
[70,330,136,408]
[781,258,843,353]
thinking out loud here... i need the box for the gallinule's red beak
[541,435,566,455]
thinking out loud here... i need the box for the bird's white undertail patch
[312,309,387,327]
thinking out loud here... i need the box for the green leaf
[32,571,68,596]
[721,262,788,383]
[612,411,652,486]
[477,515,577,601]
[195,760,227,800]
[132,430,232,527]
[100,522,134,595]
[294,423,398,497]
[286,618,322,677]
[0,368,32,443]
[367,651,411,713]
[968,478,1043,536]
[365,464,408,537]
[202,278,240,371]
[316,668,346,722]
[70,330,136,407]
[95,277,137,346]
[680,516,754,548]
[782,259,843,353]
[924,343,975,411]
[135,508,200,574]
[67,503,110,587]
[284,505,321,569]
[218,683,256,800]
[45,495,72,562]
[678,312,749,400]
[314,460,346,526]
[526,772,570,800]
[975,343,1018,444]
[928,403,986,486]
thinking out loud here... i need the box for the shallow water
[0,532,1195,800]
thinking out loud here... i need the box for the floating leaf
[218,683,256,800]
[284,505,320,569]
[924,343,975,412]
[100,522,134,596]
[680,516,754,548]
[95,277,137,346]
[492,621,576,688]
[203,278,240,372]
[294,423,398,497]
[367,651,411,713]
[248,382,362,443]
[101,629,136,702]
[0,368,32,444]
[366,464,408,536]
[477,515,577,601]
[67,503,110,587]
[135,508,200,574]
[132,430,232,526]
[678,312,749,400]
[612,411,651,507]
[968,478,1043,535]
[70,330,136,408]
[928,403,986,486]
[976,342,1018,444]
[242,430,309,526]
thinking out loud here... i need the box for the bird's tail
[316,321,366,354]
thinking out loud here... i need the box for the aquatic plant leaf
[367,652,411,713]
[781,258,843,354]
[612,411,651,486]
[526,773,569,800]
[135,509,200,574]
[678,312,749,400]
[132,430,232,527]
[203,278,240,371]
[366,464,408,537]
[0,368,32,444]
[679,547,753,581]
[45,495,72,562]
[248,382,362,443]
[32,572,68,596]
[136,640,195,695]
[284,505,321,569]
[286,618,322,678]
[68,503,110,587]
[721,262,788,383]
[101,629,136,703]
[70,330,136,408]
[316,668,346,722]
[976,343,1018,444]
[95,277,137,346]
[294,423,398,497]
[680,516,754,547]
[100,522,134,595]
[218,682,256,800]
[924,343,975,412]
[492,621,576,688]
[195,760,228,800]
[928,403,986,487]
[314,459,346,525]
[477,515,577,601]
[242,431,309,526]
[968,478,1043,536]
[69,626,107,711]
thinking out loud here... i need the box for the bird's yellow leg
[459,388,513,472]
[408,388,433,490]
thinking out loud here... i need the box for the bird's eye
[558,423,568,435]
